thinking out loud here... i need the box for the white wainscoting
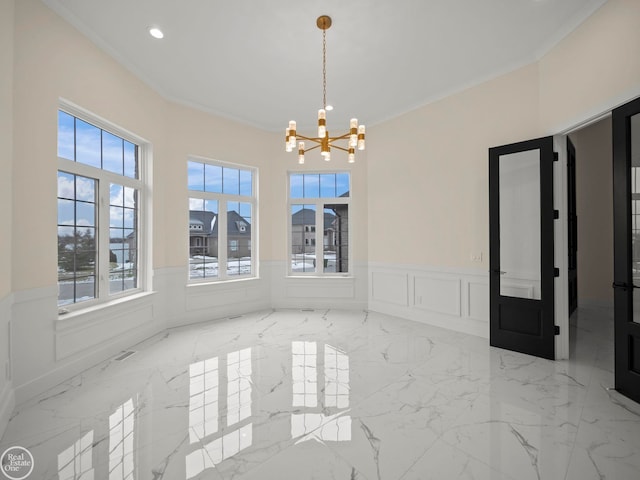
[368,263,489,338]
[268,262,368,310]
[155,266,272,328]
[11,285,160,404]
[0,292,14,440]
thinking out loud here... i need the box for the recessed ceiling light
[149,27,164,39]
[326,105,334,111]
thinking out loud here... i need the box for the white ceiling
[41,0,607,132]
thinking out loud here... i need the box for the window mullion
[98,179,111,299]
[219,201,228,279]
[316,200,324,273]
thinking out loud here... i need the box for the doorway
[567,117,614,321]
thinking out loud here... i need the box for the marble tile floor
[2,306,639,480]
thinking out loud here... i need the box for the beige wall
[569,118,614,304]
[0,0,13,299]
[368,0,640,270]
[539,0,640,133]
[10,0,369,291]
[367,63,542,267]
[9,0,639,291]
[1,0,15,433]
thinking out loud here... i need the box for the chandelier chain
[322,27,327,110]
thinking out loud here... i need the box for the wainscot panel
[369,263,489,338]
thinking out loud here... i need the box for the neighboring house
[189,210,251,258]
[291,208,336,254]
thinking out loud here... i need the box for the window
[188,159,256,281]
[289,173,350,275]
[57,108,146,308]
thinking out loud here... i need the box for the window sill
[186,276,260,289]
[286,275,354,280]
[57,291,156,325]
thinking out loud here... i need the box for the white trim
[0,292,14,439]
[548,89,640,136]
[553,135,570,360]
[287,171,352,277]
[187,157,258,283]
[56,100,153,312]
[0,381,14,440]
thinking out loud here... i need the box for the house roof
[291,208,336,229]
[189,210,250,236]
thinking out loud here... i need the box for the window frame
[187,156,258,283]
[57,101,150,312]
[287,171,352,277]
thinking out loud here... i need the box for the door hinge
[553,152,559,162]
[554,268,560,277]
[554,325,560,335]
[553,210,559,219]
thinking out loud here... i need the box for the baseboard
[578,299,614,310]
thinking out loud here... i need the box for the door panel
[489,136,555,360]
[613,97,640,403]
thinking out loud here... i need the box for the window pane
[57,171,75,199]
[188,161,205,191]
[290,174,303,198]
[336,173,350,197]
[75,119,101,169]
[291,205,316,273]
[123,208,135,229]
[57,199,74,226]
[223,168,240,195]
[240,169,252,196]
[205,164,223,193]
[76,201,95,227]
[124,141,137,179]
[110,184,124,206]
[109,184,138,295]
[228,202,251,276]
[58,111,75,160]
[57,173,97,306]
[303,174,320,198]
[74,276,96,304]
[324,205,349,273]
[110,207,122,228]
[320,174,336,198]
[102,131,124,175]
[189,198,219,280]
[75,176,95,202]
[124,187,136,208]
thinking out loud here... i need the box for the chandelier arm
[296,134,323,144]
[303,144,322,152]
[331,145,351,153]
[328,133,352,141]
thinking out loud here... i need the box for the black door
[612,96,640,404]
[489,136,556,360]
[567,138,578,315]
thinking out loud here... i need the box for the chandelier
[285,15,365,164]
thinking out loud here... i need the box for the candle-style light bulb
[318,109,326,138]
[358,125,366,150]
